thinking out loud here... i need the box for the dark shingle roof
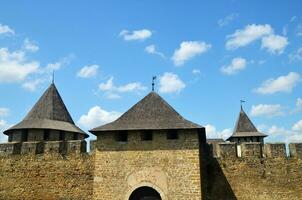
[4,83,88,137]
[227,107,267,140]
[90,92,202,134]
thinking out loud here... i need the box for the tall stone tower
[90,92,206,200]
[2,83,88,154]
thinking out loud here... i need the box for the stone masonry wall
[93,129,204,200]
[205,142,302,200]
[0,153,94,200]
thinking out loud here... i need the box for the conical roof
[90,92,202,134]
[4,83,87,137]
[227,106,267,140]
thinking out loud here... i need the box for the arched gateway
[129,186,161,200]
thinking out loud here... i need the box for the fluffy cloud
[250,104,283,117]
[172,41,211,66]
[220,57,247,75]
[77,64,99,78]
[0,23,14,35]
[145,45,165,58]
[22,79,44,92]
[205,124,232,140]
[23,38,39,52]
[226,24,273,49]
[265,124,302,143]
[0,108,9,116]
[261,34,288,54]
[119,29,152,41]
[99,77,147,98]
[0,48,39,83]
[158,72,185,94]
[77,106,121,129]
[254,72,301,95]
[217,13,238,27]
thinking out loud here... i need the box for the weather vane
[152,76,157,91]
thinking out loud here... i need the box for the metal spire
[52,70,55,84]
[240,99,246,110]
[152,76,157,91]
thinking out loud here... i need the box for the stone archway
[129,186,162,200]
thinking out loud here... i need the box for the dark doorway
[129,186,162,200]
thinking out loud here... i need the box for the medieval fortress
[0,83,302,200]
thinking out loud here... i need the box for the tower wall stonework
[93,129,204,200]
[0,141,302,199]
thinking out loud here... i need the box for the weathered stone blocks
[289,143,302,158]
[44,141,65,154]
[21,141,44,154]
[0,142,21,156]
[241,142,262,158]
[264,143,286,158]
[217,142,237,158]
[66,140,86,154]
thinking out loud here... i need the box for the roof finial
[152,76,157,91]
[52,70,55,84]
[240,99,246,110]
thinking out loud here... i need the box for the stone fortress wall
[0,139,302,200]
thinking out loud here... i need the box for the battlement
[0,140,87,156]
[208,142,302,159]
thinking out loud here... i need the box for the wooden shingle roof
[4,83,87,137]
[227,107,267,140]
[90,92,202,134]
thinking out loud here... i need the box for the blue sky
[0,0,302,143]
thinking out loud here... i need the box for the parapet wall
[0,140,87,156]
[208,142,302,158]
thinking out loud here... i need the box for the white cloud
[192,69,201,74]
[250,104,283,117]
[23,38,39,52]
[292,120,302,132]
[289,47,302,62]
[0,108,9,116]
[45,55,73,72]
[220,57,247,75]
[261,34,288,54]
[158,72,186,94]
[0,23,15,35]
[99,77,147,98]
[0,48,39,83]
[265,125,302,143]
[217,13,238,27]
[254,72,301,95]
[77,106,122,129]
[119,29,152,41]
[77,64,99,78]
[22,79,44,92]
[205,124,232,140]
[226,24,273,49]
[172,41,211,66]
[145,45,165,58]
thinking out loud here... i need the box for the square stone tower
[90,92,206,200]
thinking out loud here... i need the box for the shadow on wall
[200,141,237,200]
